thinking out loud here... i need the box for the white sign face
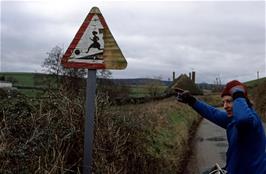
[62,7,127,70]
[69,14,105,64]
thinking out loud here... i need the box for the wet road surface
[184,119,227,174]
[184,119,266,174]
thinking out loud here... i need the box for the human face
[222,96,233,117]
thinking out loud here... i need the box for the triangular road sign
[61,7,127,69]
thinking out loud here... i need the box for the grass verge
[1,91,199,173]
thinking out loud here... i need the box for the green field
[244,77,266,88]
[244,77,266,97]
[0,72,54,97]
[2,72,265,98]
[0,72,36,86]
[0,72,168,98]
[129,85,167,97]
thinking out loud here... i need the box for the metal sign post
[83,69,96,174]
[61,7,127,174]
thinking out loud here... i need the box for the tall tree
[41,46,86,96]
[42,45,86,78]
[42,46,64,76]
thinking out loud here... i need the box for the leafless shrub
[0,90,84,173]
[1,88,199,174]
[92,97,200,173]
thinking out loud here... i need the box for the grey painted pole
[83,69,96,174]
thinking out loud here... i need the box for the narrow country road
[184,118,266,174]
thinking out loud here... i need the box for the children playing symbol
[86,31,103,53]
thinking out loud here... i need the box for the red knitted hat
[221,80,248,97]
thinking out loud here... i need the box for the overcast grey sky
[1,0,265,83]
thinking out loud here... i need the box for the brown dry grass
[0,89,199,173]
[198,93,222,107]
[100,97,200,173]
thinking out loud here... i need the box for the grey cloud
[1,1,265,83]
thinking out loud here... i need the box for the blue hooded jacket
[192,98,266,174]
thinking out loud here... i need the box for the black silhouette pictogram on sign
[61,7,127,70]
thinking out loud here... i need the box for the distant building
[167,74,203,95]
[0,81,12,88]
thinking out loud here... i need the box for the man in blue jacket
[176,80,266,174]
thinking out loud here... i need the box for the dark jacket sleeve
[232,98,259,129]
[191,100,229,129]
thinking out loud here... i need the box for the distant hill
[0,72,172,87]
[243,77,266,98]
[111,78,172,86]
[242,77,266,121]
[0,72,172,97]
[244,77,266,89]
[197,82,224,91]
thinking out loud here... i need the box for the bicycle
[207,163,227,174]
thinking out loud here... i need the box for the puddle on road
[219,152,227,161]
[206,136,226,142]
[196,136,204,142]
[215,142,227,147]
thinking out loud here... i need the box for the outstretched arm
[192,100,229,129]
[176,89,229,129]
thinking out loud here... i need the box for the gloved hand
[175,89,196,106]
[229,85,246,99]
